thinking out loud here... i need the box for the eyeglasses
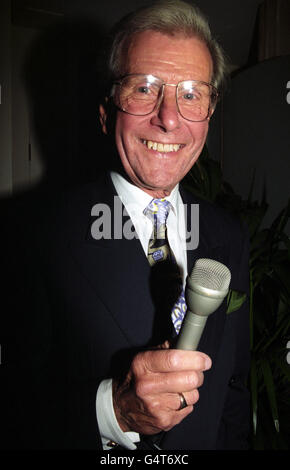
[111,74,218,122]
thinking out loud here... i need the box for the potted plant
[182,148,290,449]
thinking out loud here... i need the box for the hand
[112,345,212,435]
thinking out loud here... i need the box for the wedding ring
[178,393,188,410]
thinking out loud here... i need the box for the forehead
[123,30,213,83]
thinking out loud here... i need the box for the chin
[140,177,176,196]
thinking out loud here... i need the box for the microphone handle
[175,311,207,351]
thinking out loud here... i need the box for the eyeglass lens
[114,75,216,121]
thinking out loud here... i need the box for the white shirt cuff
[96,378,140,450]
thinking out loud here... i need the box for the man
[2,0,250,450]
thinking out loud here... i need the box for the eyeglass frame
[111,73,219,122]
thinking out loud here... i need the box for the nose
[150,86,181,132]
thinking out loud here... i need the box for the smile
[142,140,184,153]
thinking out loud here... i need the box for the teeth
[143,140,182,152]
[147,141,153,150]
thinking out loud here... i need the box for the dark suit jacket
[1,172,250,450]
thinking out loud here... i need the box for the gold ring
[178,393,188,410]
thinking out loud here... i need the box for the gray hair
[107,0,227,90]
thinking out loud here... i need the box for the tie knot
[144,198,171,227]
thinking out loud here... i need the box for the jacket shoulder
[180,186,248,246]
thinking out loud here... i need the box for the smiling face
[100,30,214,198]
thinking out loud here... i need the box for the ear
[207,106,215,121]
[99,99,109,135]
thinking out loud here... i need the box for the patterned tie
[144,199,187,334]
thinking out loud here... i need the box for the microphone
[176,258,231,351]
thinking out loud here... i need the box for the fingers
[132,349,212,375]
[150,389,199,413]
[177,389,199,409]
[131,349,210,406]
[136,382,200,415]
[141,402,193,433]
[136,369,204,395]
[113,348,212,436]
[157,340,171,349]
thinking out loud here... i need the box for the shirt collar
[110,171,179,216]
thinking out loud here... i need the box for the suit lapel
[66,173,155,348]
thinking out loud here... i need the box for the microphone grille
[190,258,231,291]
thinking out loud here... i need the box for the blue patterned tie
[144,199,187,334]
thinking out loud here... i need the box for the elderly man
[2,0,250,451]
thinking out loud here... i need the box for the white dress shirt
[96,171,188,450]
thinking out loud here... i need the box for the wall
[0,0,12,195]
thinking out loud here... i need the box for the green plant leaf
[260,358,280,433]
[270,199,290,237]
[250,358,258,435]
[182,148,290,447]
[249,269,254,350]
[260,313,290,353]
[280,233,290,259]
[226,289,247,314]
